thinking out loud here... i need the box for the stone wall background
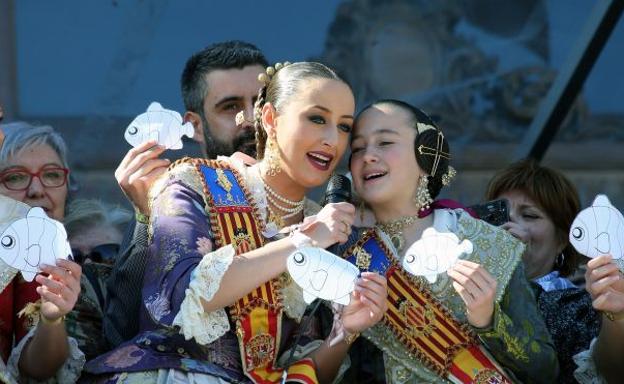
[1,0,623,210]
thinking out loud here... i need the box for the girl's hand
[448,260,497,328]
[341,272,388,334]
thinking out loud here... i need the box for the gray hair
[64,198,132,239]
[0,122,70,170]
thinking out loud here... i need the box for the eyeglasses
[0,167,69,191]
[71,243,120,265]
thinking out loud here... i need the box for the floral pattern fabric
[84,157,327,383]
[332,210,559,384]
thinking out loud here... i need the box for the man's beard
[201,116,257,159]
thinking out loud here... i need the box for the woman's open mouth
[306,151,333,171]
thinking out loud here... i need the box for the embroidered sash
[195,159,317,384]
[344,230,512,384]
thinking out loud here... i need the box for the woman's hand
[500,221,530,245]
[341,272,388,334]
[36,259,82,323]
[302,202,355,248]
[448,260,497,328]
[586,254,624,317]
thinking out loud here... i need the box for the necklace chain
[376,215,419,252]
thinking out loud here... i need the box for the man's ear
[261,103,278,137]
[184,111,204,143]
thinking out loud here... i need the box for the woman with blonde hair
[84,62,388,383]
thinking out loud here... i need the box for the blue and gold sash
[194,158,317,384]
[344,229,512,384]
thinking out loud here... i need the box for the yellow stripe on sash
[344,231,512,383]
[195,159,318,384]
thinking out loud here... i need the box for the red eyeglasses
[0,167,69,191]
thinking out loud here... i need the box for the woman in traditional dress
[335,99,558,383]
[84,61,388,383]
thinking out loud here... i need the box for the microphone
[324,173,352,204]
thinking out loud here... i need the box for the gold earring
[414,175,433,211]
[264,135,282,176]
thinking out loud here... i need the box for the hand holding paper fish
[125,102,194,150]
[569,194,624,260]
[0,207,72,282]
[115,140,170,216]
[448,260,497,328]
[340,271,388,333]
[585,254,624,318]
[37,258,82,323]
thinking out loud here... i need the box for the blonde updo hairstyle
[253,61,348,160]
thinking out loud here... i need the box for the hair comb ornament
[257,61,292,86]
[417,129,450,177]
[441,166,457,186]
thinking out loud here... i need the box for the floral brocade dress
[84,157,343,383]
[333,209,559,384]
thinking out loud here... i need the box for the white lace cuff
[7,325,85,384]
[173,245,235,345]
[573,337,607,384]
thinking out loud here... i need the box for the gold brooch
[216,168,233,202]
[354,246,372,270]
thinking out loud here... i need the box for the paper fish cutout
[287,247,360,305]
[569,194,624,259]
[0,207,72,281]
[402,227,474,283]
[125,102,194,150]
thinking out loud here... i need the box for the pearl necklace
[376,215,419,252]
[262,180,305,229]
[264,182,306,207]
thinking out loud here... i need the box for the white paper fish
[125,102,194,150]
[0,207,72,281]
[402,227,474,283]
[287,247,360,305]
[569,194,624,259]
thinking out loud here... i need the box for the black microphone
[324,173,352,204]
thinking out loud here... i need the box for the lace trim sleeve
[173,245,236,345]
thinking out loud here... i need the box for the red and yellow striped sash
[195,159,318,384]
[345,231,512,384]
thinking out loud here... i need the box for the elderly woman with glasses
[0,123,85,382]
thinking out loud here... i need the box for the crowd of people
[1,40,623,384]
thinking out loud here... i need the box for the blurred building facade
[1,0,623,208]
